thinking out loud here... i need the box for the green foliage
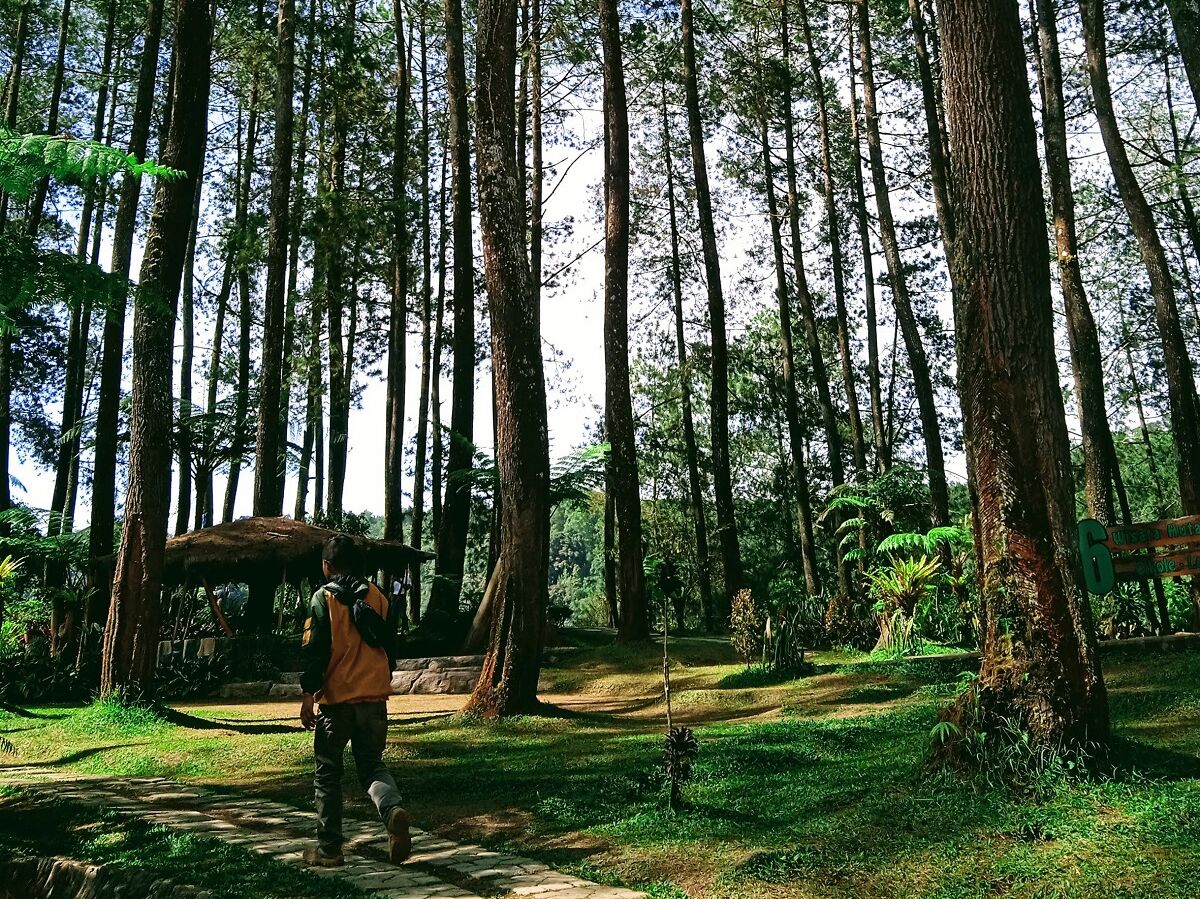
[868,556,942,657]
[729,588,764,665]
[0,636,98,704]
[154,654,233,702]
[869,555,942,617]
[0,127,182,200]
[663,726,699,813]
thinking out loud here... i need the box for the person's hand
[300,694,317,730]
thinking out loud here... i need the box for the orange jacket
[300,578,394,704]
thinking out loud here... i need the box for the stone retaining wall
[216,656,487,699]
[0,856,207,899]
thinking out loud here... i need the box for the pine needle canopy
[158,516,433,588]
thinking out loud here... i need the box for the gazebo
[160,516,432,635]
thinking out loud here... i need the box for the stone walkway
[0,766,644,899]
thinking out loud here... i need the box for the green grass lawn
[3,640,1200,898]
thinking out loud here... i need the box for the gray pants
[314,701,403,854]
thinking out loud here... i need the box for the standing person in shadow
[298,534,409,867]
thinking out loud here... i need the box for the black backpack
[327,578,397,655]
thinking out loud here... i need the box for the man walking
[299,534,410,867]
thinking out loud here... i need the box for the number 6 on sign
[1077,518,1115,595]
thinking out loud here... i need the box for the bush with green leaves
[729,589,765,665]
[868,555,941,657]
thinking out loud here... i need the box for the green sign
[1078,519,1114,595]
[1078,515,1200,594]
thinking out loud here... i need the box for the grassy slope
[2,641,1199,899]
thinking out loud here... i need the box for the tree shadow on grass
[0,703,68,720]
[160,708,301,735]
[1108,735,1200,781]
[1,743,145,768]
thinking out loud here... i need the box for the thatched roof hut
[160,516,433,590]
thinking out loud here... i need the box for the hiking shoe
[386,806,412,864]
[303,846,345,868]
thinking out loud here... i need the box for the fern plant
[0,127,180,200]
[868,555,942,655]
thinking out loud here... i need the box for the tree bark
[323,0,356,524]
[681,0,743,608]
[1166,0,1200,109]
[89,0,166,586]
[797,0,866,477]
[430,146,449,539]
[253,0,296,517]
[26,0,73,233]
[48,0,117,537]
[847,15,888,474]
[174,161,203,536]
[598,0,648,641]
[760,103,820,597]
[1081,0,1200,619]
[781,0,845,491]
[277,0,317,514]
[102,0,212,694]
[427,0,477,620]
[224,3,265,523]
[662,79,714,634]
[1029,0,1119,528]
[937,0,1108,753]
[409,11,433,624]
[530,0,543,309]
[855,0,949,526]
[464,0,550,717]
[384,0,412,541]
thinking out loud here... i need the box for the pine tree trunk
[253,0,295,517]
[409,12,433,625]
[797,0,866,477]
[295,268,325,520]
[48,1,117,537]
[89,0,166,592]
[430,147,449,538]
[174,163,203,536]
[384,0,411,541]
[1119,299,1174,632]
[781,0,845,490]
[599,0,648,641]
[427,0,476,620]
[662,80,714,634]
[1081,0,1200,618]
[197,246,233,528]
[855,0,949,525]
[1166,0,1200,109]
[530,0,543,309]
[847,16,888,474]
[102,0,212,694]
[681,0,743,608]
[464,0,550,717]
[323,0,356,524]
[936,0,1108,753]
[26,0,73,233]
[1029,0,1119,528]
[760,104,821,597]
[278,0,317,514]
[224,11,265,523]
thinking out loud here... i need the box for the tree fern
[0,127,181,199]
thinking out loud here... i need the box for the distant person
[299,534,409,867]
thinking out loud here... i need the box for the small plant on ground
[868,555,941,657]
[660,576,697,814]
[729,589,765,666]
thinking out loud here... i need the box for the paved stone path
[0,766,644,899]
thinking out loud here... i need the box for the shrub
[730,589,765,665]
[0,637,98,704]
